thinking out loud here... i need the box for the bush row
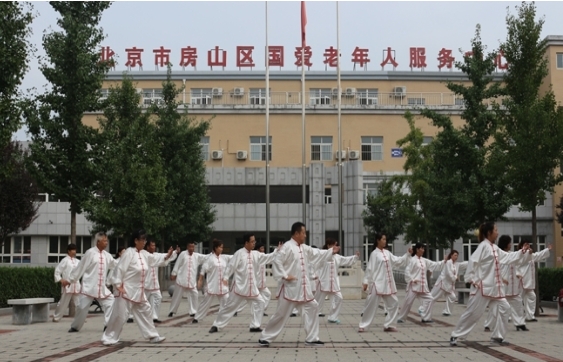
[538,267,563,301]
[0,266,61,308]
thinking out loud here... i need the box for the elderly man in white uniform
[67,232,117,332]
[209,234,281,333]
[144,238,178,323]
[449,222,531,346]
[258,222,340,347]
[517,240,551,322]
[53,243,81,322]
[168,240,207,318]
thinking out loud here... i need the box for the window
[142,89,163,106]
[0,236,31,264]
[361,136,383,161]
[407,98,426,105]
[48,236,91,263]
[311,136,332,161]
[357,89,379,105]
[249,88,271,105]
[309,88,332,105]
[557,53,563,69]
[455,98,466,106]
[99,88,110,99]
[462,237,479,262]
[324,187,332,204]
[363,182,380,203]
[200,137,209,161]
[191,88,212,105]
[250,136,272,161]
[513,235,547,268]
[108,236,126,257]
[422,136,433,146]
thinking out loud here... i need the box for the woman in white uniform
[53,243,81,322]
[517,240,551,322]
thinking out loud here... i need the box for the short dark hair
[243,234,255,243]
[66,243,77,253]
[212,239,223,252]
[412,242,424,256]
[132,229,147,242]
[518,239,531,250]
[255,242,264,251]
[374,232,385,243]
[480,222,495,241]
[187,241,196,246]
[144,239,156,251]
[323,238,338,249]
[115,246,125,259]
[291,222,305,236]
[498,235,512,251]
[447,250,459,260]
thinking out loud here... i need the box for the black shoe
[192,319,198,324]
[290,313,297,317]
[68,328,78,333]
[526,318,538,322]
[263,313,268,317]
[168,312,174,317]
[360,313,363,317]
[153,319,162,324]
[189,314,195,317]
[421,319,434,323]
[491,337,509,345]
[209,326,218,333]
[305,340,325,346]
[258,339,270,347]
[450,337,457,346]
[103,326,107,332]
[516,325,529,331]
[249,327,263,332]
[318,313,325,317]
[234,312,238,317]
[484,327,491,332]
[127,318,134,323]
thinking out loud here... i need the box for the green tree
[151,66,215,246]
[26,2,112,244]
[497,2,563,314]
[84,77,167,241]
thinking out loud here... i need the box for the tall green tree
[84,77,167,241]
[26,2,112,244]
[497,2,563,314]
[151,66,215,246]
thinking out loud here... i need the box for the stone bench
[457,288,471,305]
[7,298,54,325]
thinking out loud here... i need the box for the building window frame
[190,88,212,105]
[311,136,333,161]
[48,235,92,263]
[200,136,210,161]
[250,136,272,161]
[513,235,548,268]
[1,236,31,264]
[557,53,563,69]
[361,136,383,161]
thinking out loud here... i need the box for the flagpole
[301,1,307,227]
[265,1,271,252]
[337,1,343,245]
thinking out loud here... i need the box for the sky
[14,0,563,140]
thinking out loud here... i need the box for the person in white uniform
[449,222,531,346]
[209,234,281,333]
[67,232,117,333]
[192,239,232,323]
[168,241,207,318]
[314,238,359,324]
[144,237,178,323]
[359,233,412,333]
[101,229,178,346]
[396,243,445,324]
[53,243,81,322]
[517,239,551,322]
[258,222,340,347]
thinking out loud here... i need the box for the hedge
[0,266,61,308]
[538,267,563,301]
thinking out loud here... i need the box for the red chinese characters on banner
[294,46,313,67]
[380,47,398,69]
[100,46,115,62]
[268,46,284,67]
[153,46,171,67]
[208,46,227,68]
[179,46,197,68]
[236,46,255,67]
[351,47,370,68]
[464,51,474,58]
[495,50,508,70]
[409,47,427,69]
[437,48,454,69]
[323,46,338,67]
[125,47,144,68]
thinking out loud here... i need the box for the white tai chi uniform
[235,249,278,315]
[169,251,208,316]
[145,251,177,321]
[397,256,445,322]
[53,256,81,321]
[314,254,359,322]
[259,239,335,343]
[212,248,277,330]
[101,247,176,345]
[359,248,411,330]
[194,253,232,321]
[484,262,527,329]
[450,239,531,341]
[68,247,117,330]
[519,248,550,320]
[420,260,468,316]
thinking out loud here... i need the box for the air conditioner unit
[236,150,247,160]
[250,97,266,105]
[345,87,356,96]
[212,88,223,96]
[335,150,347,160]
[393,86,406,96]
[191,96,211,105]
[211,150,223,160]
[349,150,360,160]
[331,88,339,97]
[143,97,163,106]
[233,87,244,96]
[136,88,143,94]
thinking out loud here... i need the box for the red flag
[301,1,307,47]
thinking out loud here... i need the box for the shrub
[0,266,61,308]
[538,267,563,301]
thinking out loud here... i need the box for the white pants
[315,290,343,321]
[397,288,434,322]
[260,297,320,343]
[237,288,272,314]
[145,289,162,321]
[451,292,510,340]
[53,291,80,322]
[359,288,399,330]
[420,283,457,315]
[522,289,537,320]
[194,292,229,321]
[213,292,265,329]
[169,285,198,315]
[484,294,526,329]
[70,294,114,331]
[101,296,161,344]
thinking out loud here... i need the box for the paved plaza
[0,290,561,362]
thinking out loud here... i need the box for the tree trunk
[71,210,76,244]
[532,207,541,317]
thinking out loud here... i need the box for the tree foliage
[26,1,112,243]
